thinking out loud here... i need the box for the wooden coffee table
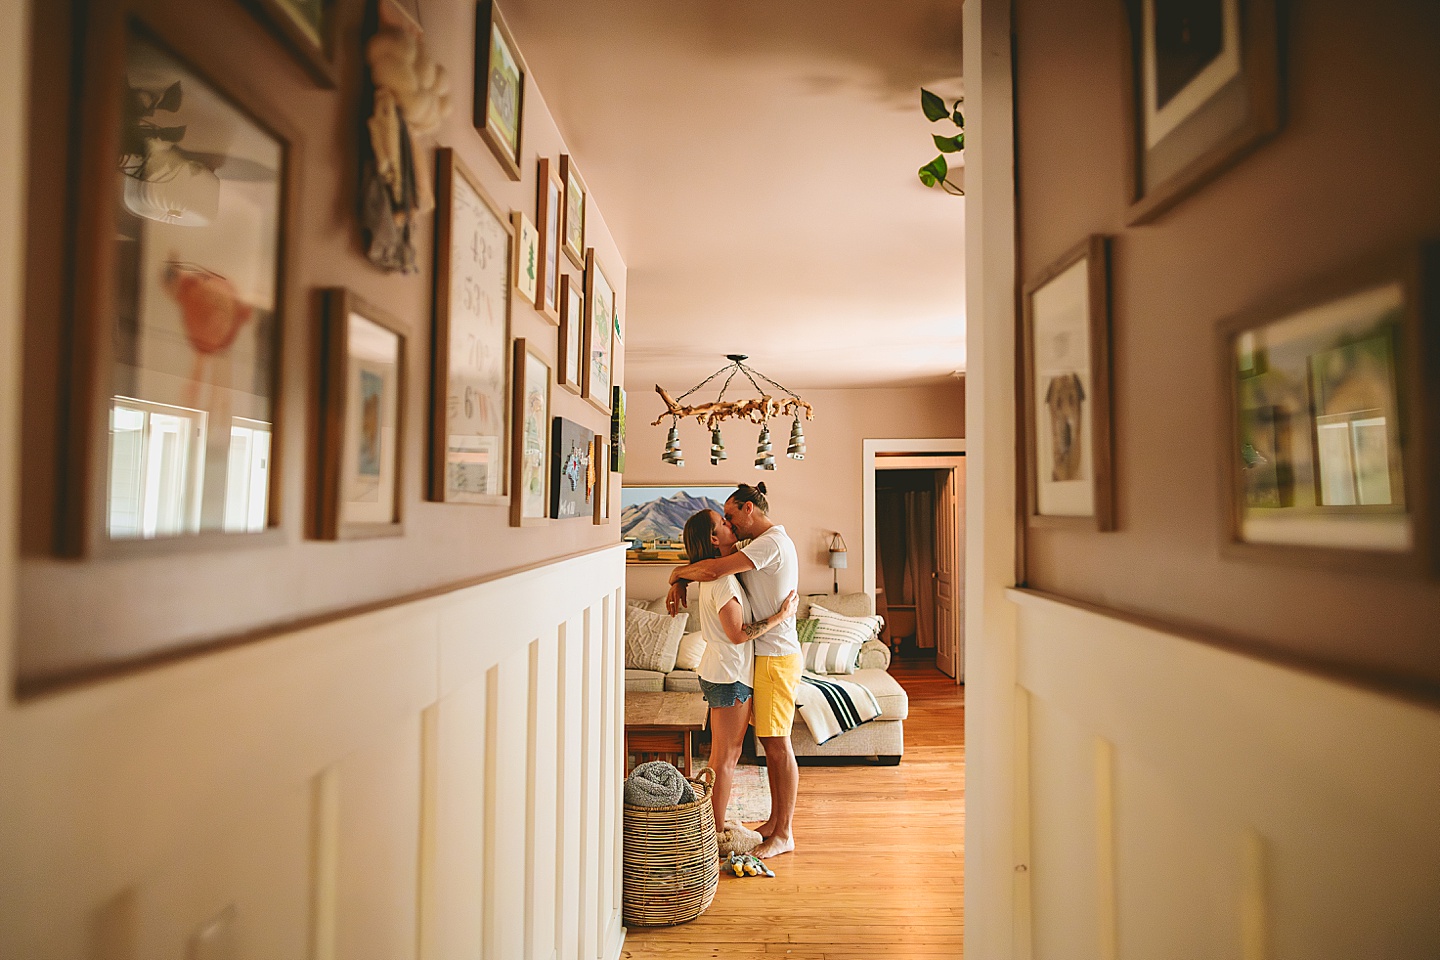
[624,691,709,777]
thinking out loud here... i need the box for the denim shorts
[699,678,754,709]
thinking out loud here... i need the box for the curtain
[904,489,936,648]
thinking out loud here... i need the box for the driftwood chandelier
[653,355,813,470]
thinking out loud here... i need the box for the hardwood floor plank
[623,662,965,958]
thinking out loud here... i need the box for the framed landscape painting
[431,147,511,504]
[475,0,525,180]
[317,289,405,539]
[1021,235,1115,530]
[1219,246,1437,575]
[1124,0,1281,224]
[621,485,735,564]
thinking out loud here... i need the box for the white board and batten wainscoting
[0,545,629,960]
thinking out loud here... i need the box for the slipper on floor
[718,822,762,855]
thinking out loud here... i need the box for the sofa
[624,591,909,764]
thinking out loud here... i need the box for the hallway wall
[622,382,964,603]
[1013,0,1440,692]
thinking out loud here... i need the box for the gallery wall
[17,0,625,687]
[623,381,965,603]
[1014,0,1440,693]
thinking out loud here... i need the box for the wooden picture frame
[534,157,564,322]
[474,0,525,181]
[509,338,551,527]
[62,7,294,557]
[582,248,614,414]
[1217,244,1438,576]
[592,436,610,524]
[431,147,512,505]
[1021,235,1115,530]
[511,209,538,305]
[550,416,595,520]
[560,153,587,268]
[557,272,584,394]
[1123,0,1282,225]
[246,0,338,87]
[316,288,406,539]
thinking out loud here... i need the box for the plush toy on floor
[725,851,774,878]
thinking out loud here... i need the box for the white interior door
[933,465,961,679]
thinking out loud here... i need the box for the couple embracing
[667,482,800,860]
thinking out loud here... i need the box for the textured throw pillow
[802,638,863,675]
[809,603,885,645]
[674,631,705,672]
[626,596,654,609]
[796,617,820,644]
[625,607,688,673]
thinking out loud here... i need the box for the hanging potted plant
[917,88,964,196]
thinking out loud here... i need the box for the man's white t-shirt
[696,575,754,685]
[738,525,800,658]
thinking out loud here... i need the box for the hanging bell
[710,426,727,465]
[786,417,806,460]
[662,421,685,466]
[754,424,775,471]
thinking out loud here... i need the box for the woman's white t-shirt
[696,574,755,685]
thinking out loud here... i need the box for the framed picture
[1124,0,1281,224]
[431,147,511,504]
[583,248,614,414]
[317,289,406,539]
[509,338,550,527]
[592,436,610,524]
[1218,246,1437,574]
[620,485,736,564]
[534,157,564,322]
[474,0,525,181]
[246,0,337,87]
[1021,236,1115,530]
[557,273,584,394]
[550,417,595,520]
[613,295,624,344]
[560,153,587,268]
[63,11,292,556]
[511,210,538,305]
[610,385,626,472]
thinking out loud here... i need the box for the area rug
[723,762,771,823]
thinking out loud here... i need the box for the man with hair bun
[667,481,801,858]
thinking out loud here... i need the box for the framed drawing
[1124,0,1281,224]
[317,289,405,539]
[246,0,337,87]
[583,248,614,414]
[550,417,595,520]
[620,485,735,563]
[611,385,626,472]
[63,11,291,556]
[431,147,511,504]
[511,210,538,305]
[474,0,525,181]
[534,157,564,322]
[560,153,587,268]
[557,272,583,394]
[1021,235,1115,530]
[1218,245,1437,575]
[509,338,550,527]
[592,436,610,524]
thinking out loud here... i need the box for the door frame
[861,438,966,605]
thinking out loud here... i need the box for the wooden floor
[621,660,965,960]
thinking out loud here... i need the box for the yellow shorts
[751,653,803,738]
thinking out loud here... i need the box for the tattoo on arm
[743,620,769,641]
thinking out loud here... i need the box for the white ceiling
[503,0,967,392]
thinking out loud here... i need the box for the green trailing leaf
[952,106,964,128]
[918,155,948,188]
[933,133,965,153]
[920,88,948,123]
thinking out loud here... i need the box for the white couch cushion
[625,669,665,693]
[674,631,705,672]
[846,668,908,721]
[663,670,702,693]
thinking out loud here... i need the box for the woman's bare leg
[707,697,753,834]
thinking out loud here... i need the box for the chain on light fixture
[652,354,813,470]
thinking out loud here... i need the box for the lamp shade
[828,549,848,570]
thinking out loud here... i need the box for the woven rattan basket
[622,767,720,927]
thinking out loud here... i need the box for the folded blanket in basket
[624,760,696,807]
[795,674,882,745]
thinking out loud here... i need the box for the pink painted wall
[622,381,965,603]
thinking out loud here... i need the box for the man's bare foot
[751,820,777,838]
[753,834,794,859]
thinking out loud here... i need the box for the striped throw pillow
[801,638,863,675]
[808,604,885,645]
